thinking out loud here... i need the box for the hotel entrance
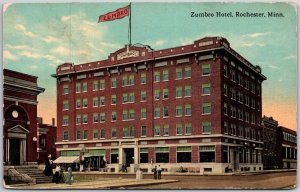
[9,139,20,165]
[124,148,134,167]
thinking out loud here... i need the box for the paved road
[127,171,297,189]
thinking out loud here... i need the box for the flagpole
[129,2,132,45]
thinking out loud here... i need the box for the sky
[3,2,297,130]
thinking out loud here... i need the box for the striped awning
[53,156,79,164]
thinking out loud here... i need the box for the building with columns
[3,69,45,165]
[280,126,297,169]
[53,37,266,173]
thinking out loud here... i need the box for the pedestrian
[124,164,127,172]
[43,154,53,176]
[152,165,157,180]
[60,167,65,183]
[65,167,73,185]
[157,165,162,180]
[53,164,61,184]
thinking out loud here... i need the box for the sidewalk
[5,178,179,189]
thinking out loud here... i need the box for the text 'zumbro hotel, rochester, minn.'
[52,36,294,174]
[190,11,284,18]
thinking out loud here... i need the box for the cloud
[247,32,272,38]
[42,36,60,43]
[283,54,296,60]
[29,65,38,70]
[20,51,57,61]
[5,44,35,51]
[154,40,167,47]
[178,38,193,46]
[3,50,17,60]
[240,42,265,47]
[51,46,70,57]
[15,24,36,37]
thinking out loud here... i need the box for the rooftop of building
[53,36,266,80]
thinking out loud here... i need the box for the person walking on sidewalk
[66,167,73,185]
[152,165,157,179]
[157,165,162,180]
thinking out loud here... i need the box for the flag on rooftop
[98,5,130,23]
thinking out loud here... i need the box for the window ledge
[202,113,211,116]
[202,94,210,96]
[202,132,211,135]
[202,74,211,77]
[184,77,191,79]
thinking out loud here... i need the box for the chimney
[52,118,55,126]
[37,117,43,124]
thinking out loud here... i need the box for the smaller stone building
[279,126,297,169]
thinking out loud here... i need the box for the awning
[53,156,80,164]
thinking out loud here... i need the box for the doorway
[124,148,134,166]
[10,139,20,165]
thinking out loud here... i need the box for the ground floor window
[177,146,192,163]
[222,149,228,163]
[140,148,148,163]
[156,147,169,163]
[111,149,119,164]
[199,146,215,162]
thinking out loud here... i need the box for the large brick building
[280,126,297,169]
[3,69,45,165]
[53,37,266,173]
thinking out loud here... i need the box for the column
[23,139,27,164]
[134,147,139,164]
[20,139,24,165]
[119,148,124,164]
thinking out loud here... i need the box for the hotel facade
[53,37,266,173]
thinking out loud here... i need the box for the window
[141,108,147,119]
[111,149,118,163]
[202,84,211,95]
[154,125,160,136]
[163,70,169,81]
[140,148,148,163]
[238,126,243,137]
[163,106,169,117]
[129,75,135,85]
[100,112,105,122]
[199,146,215,162]
[176,124,183,135]
[76,131,81,140]
[185,66,191,78]
[129,109,135,119]
[154,107,160,118]
[63,116,69,125]
[111,95,116,104]
[100,96,105,106]
[76,83,81,93]
[122,76,128,86]
[111,78,117,88]
[224,103,228,115]
[223,64,227,77]
[176,68,182,79]
[185,123,191,135]
[130,126,135,137]
[231,88,236,100]
[63,100,69,110]
[154,89,160,100]
[177,146,192,163]
[100,80,105,90]
[202,121,211,133]
[223,121,228,134]
[76,99,81,108]
[176,106,182,117]
[163,88,169,99]
[202,103,211,114]
[230,70,236,82]
[141,91,146,101]
[223,84,227,96]
[93,129,98,139]
[93,97,98,107]
[185,86,191,97]
[82,82,87,92]
[63,131,68,141]
[63,84,69,94]
[83,130,88,140]
[141,126,147,137]
[76,115,81,124]
[123,93,128,103]
[123,127,129,137]
[112,111,117,121]
[202,64,211,75]
[93,113,98,123]
[111,128,117,138]
[154,72,160,82]
[123,110,128,120]
[185,104,192,116]
[93,80,98,91]
[176,87,182,98]
[156,147,169,163]
[141,73,146,84]
[83,114,88,124]
[129,93,135,102]
[83,98,88,108]
[163,125,169,136]
[100,129,105,139]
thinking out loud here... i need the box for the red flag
[98,6,130,23]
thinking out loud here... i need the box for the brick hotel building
[53,37,266,173]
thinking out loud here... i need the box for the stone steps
[15,166,52,184]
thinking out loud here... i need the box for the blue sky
[3,2,297,130]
